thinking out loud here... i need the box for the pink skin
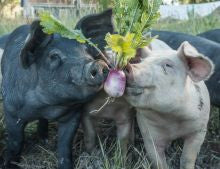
[104,69,126,97]
[125,41,214,169]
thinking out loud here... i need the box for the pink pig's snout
[125,63,135,83]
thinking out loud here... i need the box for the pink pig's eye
[162,62,174,75]
[165,63,173,68]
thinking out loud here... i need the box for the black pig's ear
[75,9,114,58]
[20,20,52,68]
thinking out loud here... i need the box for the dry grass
[0,110,219,169]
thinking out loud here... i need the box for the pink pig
[125,41,214,169]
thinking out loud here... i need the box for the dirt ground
[0,101,219,169]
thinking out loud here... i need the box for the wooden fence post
[74,0,81,17]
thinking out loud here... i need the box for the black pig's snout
[87,60,109,86]
[102,65,109,79]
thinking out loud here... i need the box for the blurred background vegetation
[0,0,220,35]
[179,0,217,3]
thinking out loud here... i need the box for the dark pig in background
[0,9,113,169]
[198,29,220,44]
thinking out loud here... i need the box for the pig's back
[198,29,220,44]
[197,81,210,119]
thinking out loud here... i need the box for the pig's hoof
[0,151,22,169]
[0,155,4,167]
[39,138,49,145]
[85,147,96,154]
[0,157,21,169]
[3,163,21,169]
[85,147,100,155]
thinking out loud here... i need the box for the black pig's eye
[49,50,63,62]
[48,50,63,69]
[49,49,62,57]
[50,53,59,60]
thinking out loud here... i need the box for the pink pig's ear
[130,47,152,64]
[177,41,214,82]
[140,46,152,58]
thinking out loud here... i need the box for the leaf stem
[87,39,113,67]
[127,3,139,34]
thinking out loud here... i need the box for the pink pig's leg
[180,130,206,169]
[137,113,169,169]
[143,137,169,169]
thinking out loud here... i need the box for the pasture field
[0,8,219,169]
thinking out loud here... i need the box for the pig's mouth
[126,84,155,96]
[126,85,144,96]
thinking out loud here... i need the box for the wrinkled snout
[125,63,134,84]
[85,60,109,86]
[125,64,145,96]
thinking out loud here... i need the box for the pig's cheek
[70,65,85,85]
[133,94,147,107]
[140,70,154,87]
[138,92,150,107]
[125,95,139,107]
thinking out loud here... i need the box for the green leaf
[105,33,136,68]
[39,12,110,65]
[39,11,88,44]
[108,0,162,69]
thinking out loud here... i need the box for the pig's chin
[88,84,103,90]
[125,84,155,96]
[124,94,140,108]
[125,86,144,96]
[71,78,103,91]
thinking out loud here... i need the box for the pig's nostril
[102,67,109,75]
[91,69,97,78]
[125,67,130,74]
[125,63,132,75]
[125,68,132,78]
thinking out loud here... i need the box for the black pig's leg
[219,108,220,126]
[82,114,97,153]
[57,110,81,169]
[37,118,49,142]
[4,112,26,168]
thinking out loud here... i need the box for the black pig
[0,34,9,49]
[198,29,220,44]
[0,9,113,169]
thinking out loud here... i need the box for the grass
[0,6,220,169]
[0,16,26,35]
[153,7,220,34]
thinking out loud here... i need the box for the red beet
[104,69,126,97]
